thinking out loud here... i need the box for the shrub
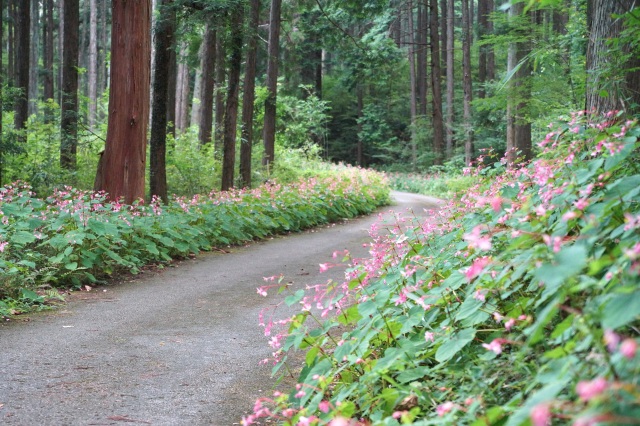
[247,112,640,426]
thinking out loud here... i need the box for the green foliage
[0,167,390,316]
[387,169,476,199]
[248,114,640,425]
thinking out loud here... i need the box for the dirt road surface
[0,192,441,426]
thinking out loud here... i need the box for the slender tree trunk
[486,0,495,80]
[60,0,79,170]
[28,0,39,116]
[462,0,474,165]
[14,0,30,135]
[477,0,487,98]
[88,0,98,128]
[445,0,454,158]
[430,0,444,165]
[149,0,174,203]
[58,0,64,105]
[166,40,177,136]
[240,0,260,188]
[262,0,282,168]
[221,7,244,191]
[175,42,190,134]
[356,84,364,166]
[43,0,55,121]
[99,0,108,100]
[190,33,204,129]
[198,26,216,145]
[407,0,418,171]
[214,33,226,154]
[1,0,4,187]
[416,0,428,117]
[440,0,447,77]
[8,0,14,84]
[95,0,151,204]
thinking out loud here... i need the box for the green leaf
[455,296,484,321]
[602,291,640,329]
[285,289,305,307]
[65,262,78,271]
[11,231,37,245]
[534,245,587,305]
[435,328,476,363]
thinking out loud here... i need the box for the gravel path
[0,191,441,426]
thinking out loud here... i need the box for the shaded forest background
[0,0,638,202]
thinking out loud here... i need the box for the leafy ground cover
[0,165,390,316]
[248,113,640,426]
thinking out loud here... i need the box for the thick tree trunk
[407,0,418,171]
[462,0,474,165]
[166,39,177,137]
[430,0,444,165]
[88,0,98,129]
[95,0,151,204]
[506,2,532,164]
[149,0,175,203]
[60,0,79,170]
[221,7,244,191]
[262,0,282,168]
[240,0,260,188]
[14,0,30,134]
[58,0,64,105]
[585,0,640,115]
[8,0,14,84]
[445,0,454,159]
[28,0,39,116]
[198,26,216,145]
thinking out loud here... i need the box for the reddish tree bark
[95,0,151,204]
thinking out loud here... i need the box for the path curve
[0,191,441,425]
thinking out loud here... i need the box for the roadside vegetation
[0,166,390,317]
[248,113,640,426]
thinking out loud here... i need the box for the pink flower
[465,257,492,281]
[574,198,590,211]
[436,401,456,416]
[473,289,486,302]
[0,241,7,252]
[603,329,620,352]
[463,226,492,251]
[328,417,351,426]
[425,331,435,342]
[530,403,551,426]
[562,211,578,221]
[482,339,504,355]
[620,338,637,359]
[576,377,608,401]
[318,400,331,413]
[504,318,516,331]
[319,263,331,272]
[256,287,268,297]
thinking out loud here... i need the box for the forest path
[0,191,441,426]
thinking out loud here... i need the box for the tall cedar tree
[14,0,29,136]
[198,26,216,145]
[88,0,98,128]
[240,0,261,188]
[214,34,226,153]
[60,0,79,170]
[95,0,151,204]
[586,1,640,115]
[462,0,474,165]
[149,0,175,203]
[262,0,282,167]
[445,0,454,158]
[407,0,418,170]
[221,7,244,191]
[0,0,3,186]
[430,0,444,165]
